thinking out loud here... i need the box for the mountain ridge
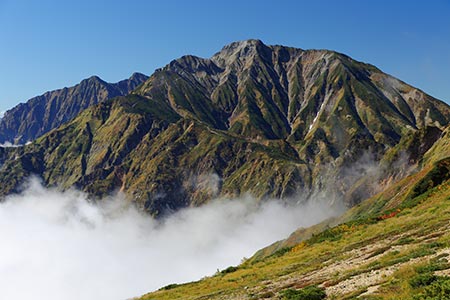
[0,72,148,144]
[0,40,449,215]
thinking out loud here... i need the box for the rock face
[0,72,148,144]
[0,40,449,215]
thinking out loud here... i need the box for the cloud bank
[0,178,341,300]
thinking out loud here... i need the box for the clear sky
[1,0,449,114]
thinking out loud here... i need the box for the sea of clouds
[0,178,342,300]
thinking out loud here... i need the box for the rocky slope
[0,40,449,215]
[0,72,148,144]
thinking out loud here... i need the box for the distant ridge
[0,72,148,144]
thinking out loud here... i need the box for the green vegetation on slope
[138,154,450,299]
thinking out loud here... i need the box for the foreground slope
[0,40,449,214]
[138,128,450,300]
[0,72,148,144]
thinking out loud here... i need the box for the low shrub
[412,276,450,300]
[281,285,326,300]
[220,266,238,275]
[409,273,437,288]
[308,224,357,245]
[160,283,179,290]
[271,247,293,258]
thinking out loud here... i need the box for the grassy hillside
[138,156,450,299]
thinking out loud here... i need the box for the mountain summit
[0,40,449,215]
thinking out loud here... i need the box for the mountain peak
[215,39,265,54]
[223,39,265,49]
[129,72,148,82]
[84,75,106,84]
[212,39,270,67]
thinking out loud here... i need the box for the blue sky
[1,0,450,113]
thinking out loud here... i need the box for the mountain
[0,40,449,215]
[0,72,148,144]
[138,39,448,141]
[138,125,450,299]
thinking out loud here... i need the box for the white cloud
[0,178,340,300]
[0,141,20,147]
